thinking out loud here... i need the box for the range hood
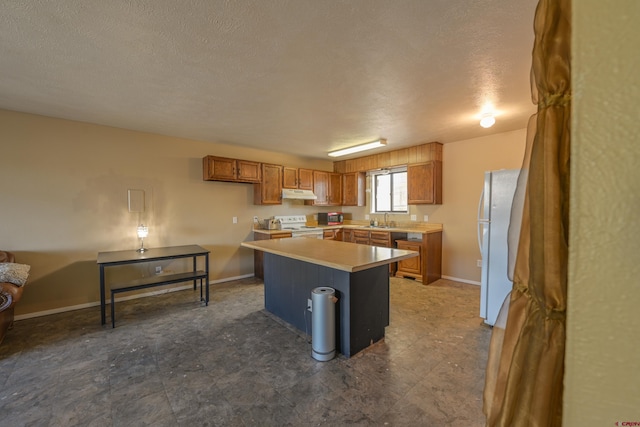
[281,189,317,200]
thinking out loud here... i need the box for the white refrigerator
[477,169,520,326]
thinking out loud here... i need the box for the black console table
[97,245,210,327]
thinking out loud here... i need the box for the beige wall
[433,130,526,282]
[1,109,333,316]
[565,1,640,423]
[2,108,526,317]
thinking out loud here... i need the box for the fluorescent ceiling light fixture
[480,114,496,128]
[328,139,387,157]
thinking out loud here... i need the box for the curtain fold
[483,0,571,425]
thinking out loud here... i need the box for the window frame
[371,167,408,214]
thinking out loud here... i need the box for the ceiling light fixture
[328,139,387,157]
[480,113,496,128]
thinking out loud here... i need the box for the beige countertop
[252,223,443,236]
[241,238,418,273]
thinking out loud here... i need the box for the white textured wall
[565,1,640,423]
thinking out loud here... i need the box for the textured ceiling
[0,0,538,160]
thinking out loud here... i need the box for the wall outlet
[410,214,417,221]
[232,216,238,224]
[477,260,482,267]
[155,266,162,275]
[365,214,370,220]
[253,216,259,223]
[307,299,312,312]
[423,215,429,222]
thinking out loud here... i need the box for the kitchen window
[371,167,408,213]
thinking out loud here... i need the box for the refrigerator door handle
[477,187,489,253]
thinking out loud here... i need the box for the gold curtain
[483,0,571,425]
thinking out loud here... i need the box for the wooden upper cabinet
[254,163,283,205]
[407,160,442,204]
[297,168,314,190]
[237,160,262,182]
[282,167,314,190]
[203,156,235,181]
[283,167,298,189]
[309,170,329,205]
[328,173,342,206]
[299,169,342,206]
[332,142,442,174]
[342,171,365,206]
[203,156,261,183]
[305,170,343,206]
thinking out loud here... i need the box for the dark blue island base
[263,252,390,358]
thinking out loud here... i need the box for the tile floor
[0,277,491,426]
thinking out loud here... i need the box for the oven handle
[291,232,324,239]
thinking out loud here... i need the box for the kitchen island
[241,238,418,357]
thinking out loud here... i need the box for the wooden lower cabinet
[421,231,442,284]
[352,229,370,245]
[351,230,394,248]
[323,229,342,240]
[395,240,423,281]
[370,231,392,247]
[253,231,292,279]
[350,229,397,275]
[351,230,441,284]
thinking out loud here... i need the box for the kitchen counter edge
[252,224,443,236]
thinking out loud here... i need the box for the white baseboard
[441,275,481,286]
[14,273,254,321]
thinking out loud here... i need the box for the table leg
[100,265,106,325]
[192,256,197,290]
[111,291,116,328]
[205,253,210,306]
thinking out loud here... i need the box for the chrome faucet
[384,212,389,227]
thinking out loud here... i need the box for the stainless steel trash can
[311,287,337,361]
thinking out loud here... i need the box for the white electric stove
[273,215,324,239]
